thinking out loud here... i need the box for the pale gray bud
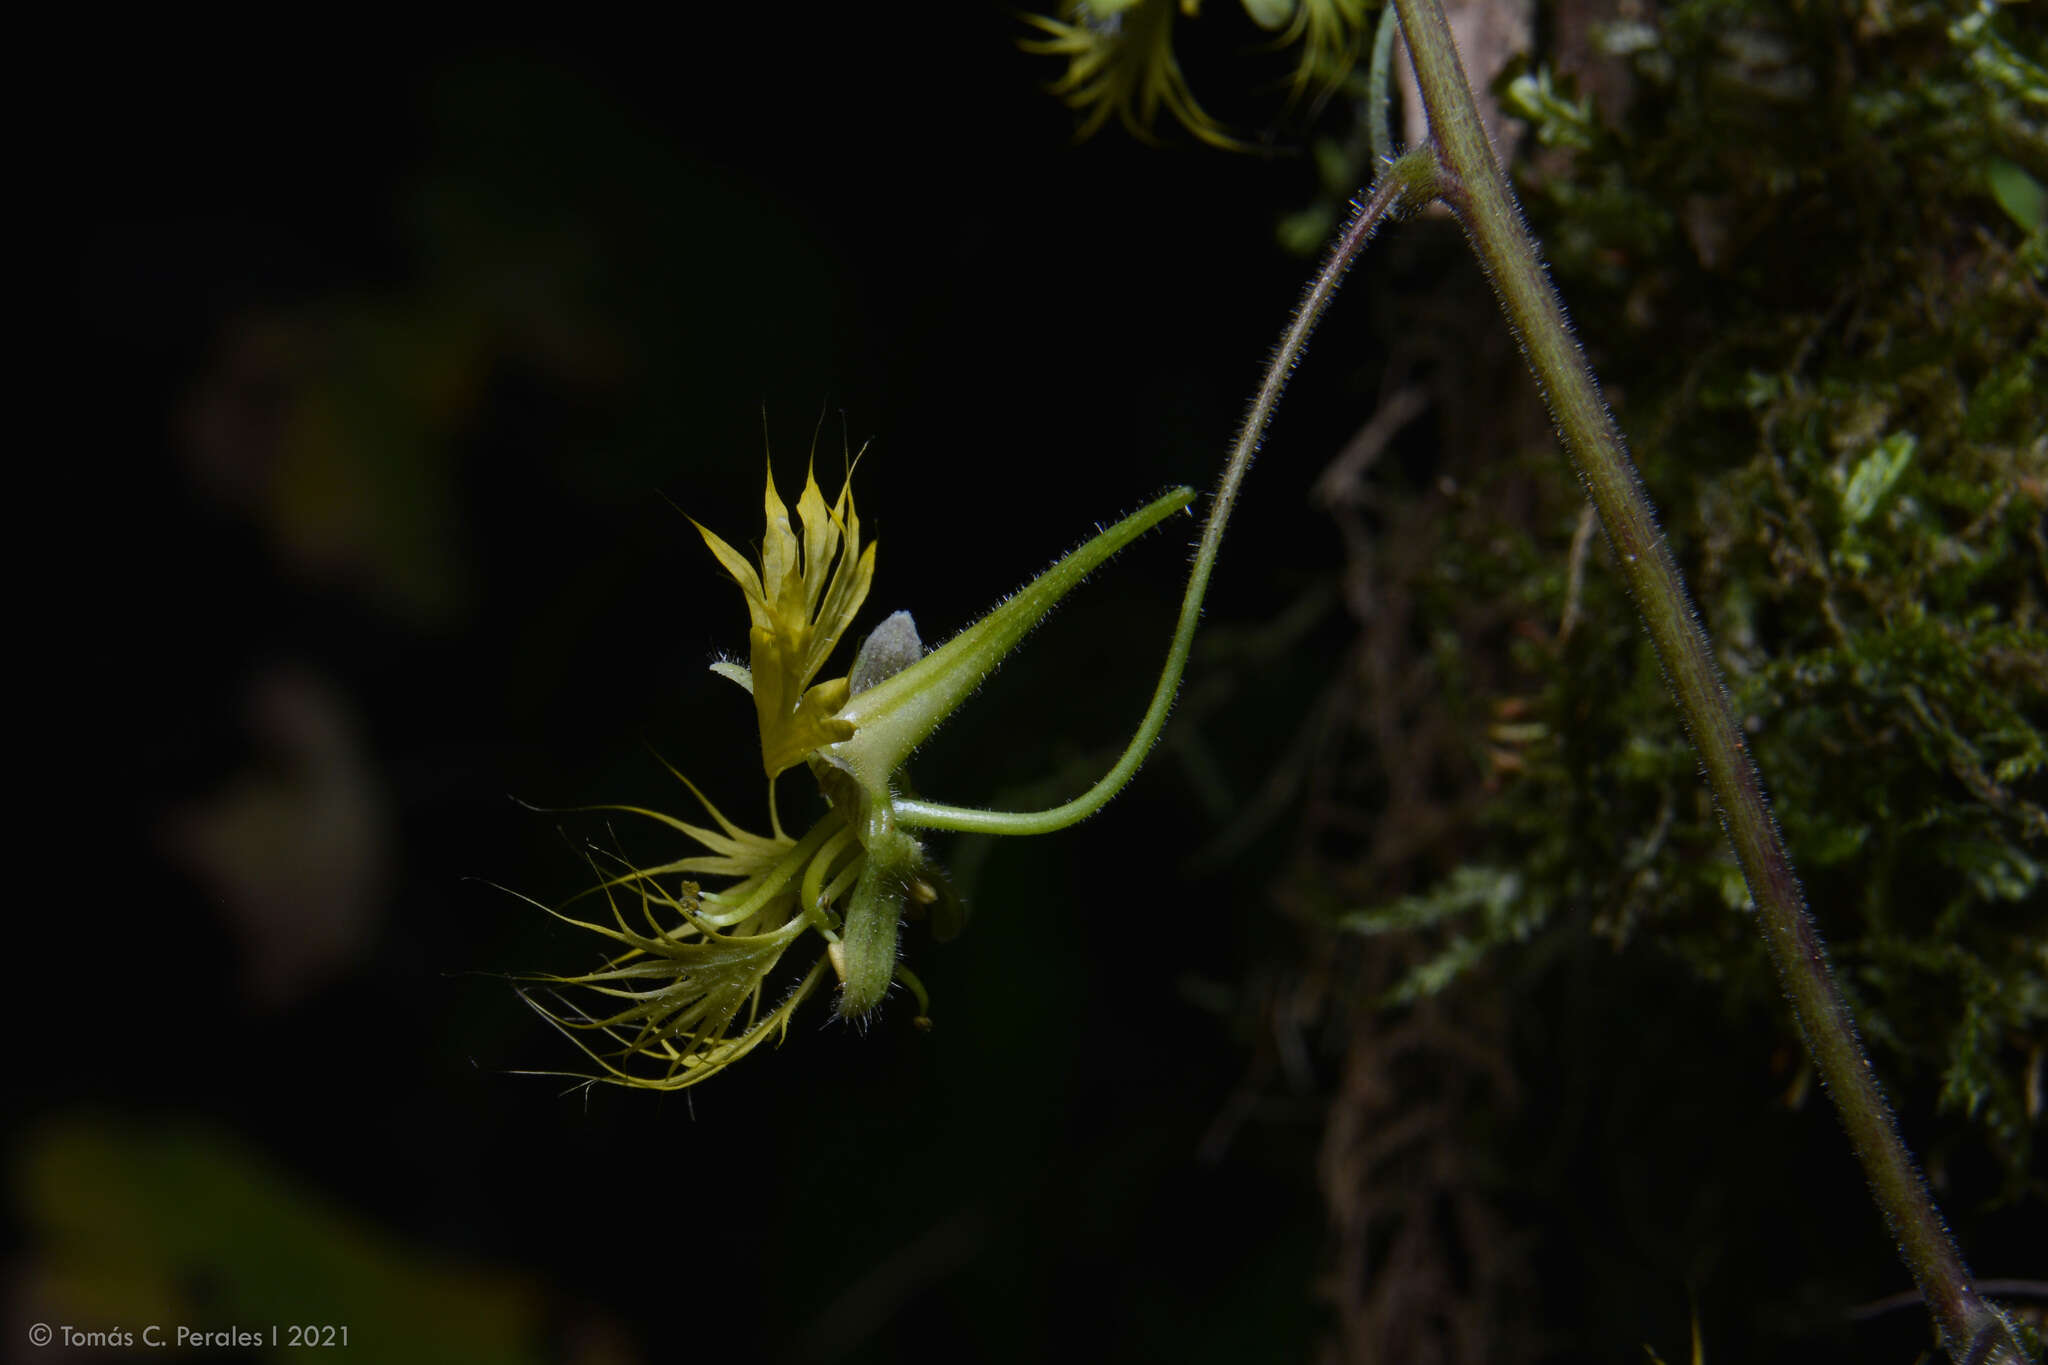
[849,611,923,694]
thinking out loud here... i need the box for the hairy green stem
[1390,0,2026,1357]
[894,158,1438,837]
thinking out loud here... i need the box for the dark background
[35,10,2035,1364]
[41,12,1368,1363]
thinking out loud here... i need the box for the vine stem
[1389,0,2026,1358]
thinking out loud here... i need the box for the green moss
[1330,0,2046,1193]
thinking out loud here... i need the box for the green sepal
[837,818,920,1019]
[830,487,1194,791]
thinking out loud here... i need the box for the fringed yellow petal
[760,675,857,781]
[796,467,837,621]
[524,949,828,1091]
[710,462,875,777]
[516,789,853,1089]
[693,521,771,632]
[758,466,799,620]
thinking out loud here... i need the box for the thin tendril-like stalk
[1389,0,2027,1357]
[893,160,1435,837]
[1367,1,1402,168]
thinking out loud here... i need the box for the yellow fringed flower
[1021,0,1244,150]
[695,465,875,779]
[516,450,1195,1090]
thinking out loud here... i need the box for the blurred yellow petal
[1276,0,1371,102]
[1022,0,1245,150]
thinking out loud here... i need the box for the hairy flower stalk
[520,465,1195,1086]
